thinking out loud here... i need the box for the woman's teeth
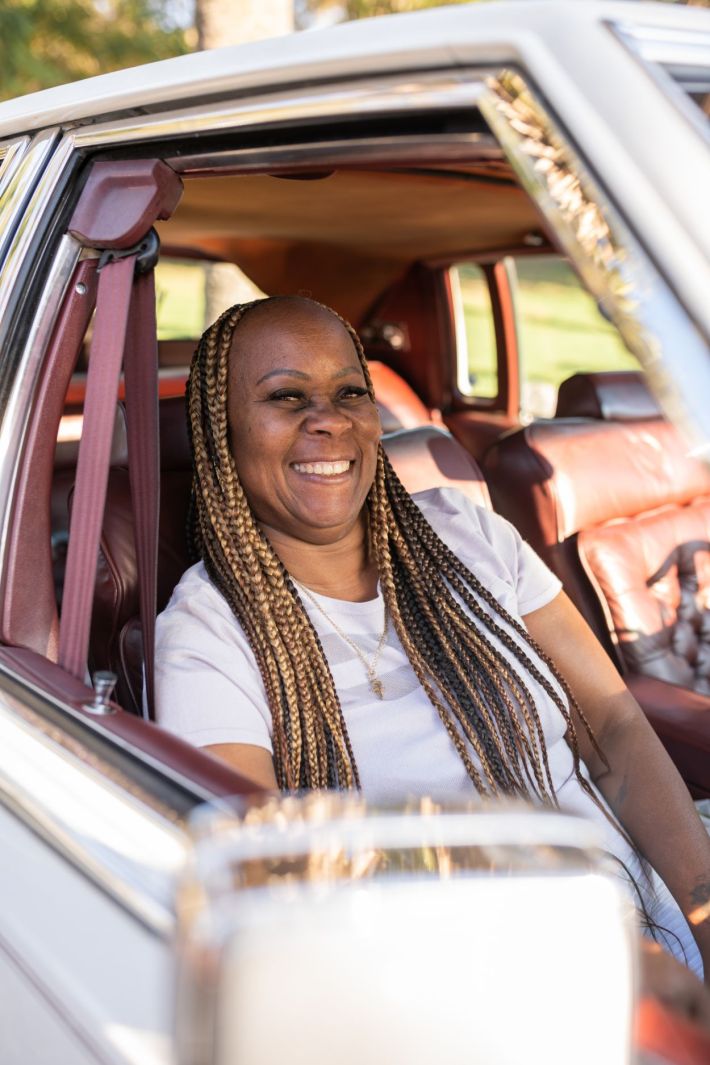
[293,461,351,476]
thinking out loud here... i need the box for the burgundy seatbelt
[59,235,160,719]
[123,258,159,721]
[58,254,136,682]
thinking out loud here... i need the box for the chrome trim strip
[478,69,710,454]
[70,74,484,149]
[167,131,499,175]
[614,24,710,67]
[448,266,472,398]
[0,232,80,577]
[0,691,187,936]
[0,129,58,265]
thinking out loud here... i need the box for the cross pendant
[371,678,384,700]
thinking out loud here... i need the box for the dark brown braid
[187,294,612,807]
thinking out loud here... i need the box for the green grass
[155,261,206,340]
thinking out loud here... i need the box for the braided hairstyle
[187,295,606,804]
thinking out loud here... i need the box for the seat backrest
[93,397,490,713]
[482,372,710,692]
[554,370,662,421]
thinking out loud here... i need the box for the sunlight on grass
[459,256,638,417]
[155,261,206,339]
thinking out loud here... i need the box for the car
[0,2,709,1063]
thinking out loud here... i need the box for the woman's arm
[524,590,710,978]
[205,743,278,789]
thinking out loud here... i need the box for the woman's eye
[340,386,369,400]
[269,389,305,403]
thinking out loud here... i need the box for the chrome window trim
[478,68,710,455]
[449,266,472,398]
[0,686,188,936]
[167,131,501,175]
[0,130,57,266]
[0,232,80,580]
[613,24,710,68]
[69,73,485,149]
[612,22,710,142]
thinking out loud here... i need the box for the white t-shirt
[155,487,563,791]
[154,487,701,973]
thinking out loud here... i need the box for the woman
[156,294,710,994]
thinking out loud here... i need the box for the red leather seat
[482,372,710,796]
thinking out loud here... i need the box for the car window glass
[156,258,265,341]
[512,255,638,419]
[449,263,497,400]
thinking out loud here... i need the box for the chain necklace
[295,580,389,700]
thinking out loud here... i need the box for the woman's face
[227,300,381,546]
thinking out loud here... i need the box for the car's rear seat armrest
[626,674,710,799]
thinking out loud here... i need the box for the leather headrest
[555,372,662,421]
[382,426,491,510]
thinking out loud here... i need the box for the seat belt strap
[58,254,136,680]
[123,269,159,721]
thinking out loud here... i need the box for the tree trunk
[196,0,295,50]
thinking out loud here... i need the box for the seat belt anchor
[97,227,160,277]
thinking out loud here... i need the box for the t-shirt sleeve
[476,505,562,615]
[154,572,273,752]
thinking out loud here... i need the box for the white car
[0,3,709,1063]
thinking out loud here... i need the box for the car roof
[0,1,707,139]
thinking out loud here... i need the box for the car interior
[3,113,708,803]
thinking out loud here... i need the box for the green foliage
[301,0,476,20]
[342,0,474,14]
[0,1,189,101]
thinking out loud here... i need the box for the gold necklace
[295,581,389,700]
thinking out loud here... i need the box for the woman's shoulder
[410,486,512,549]
[157,561,234,639]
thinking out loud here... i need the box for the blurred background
[0,0,707,103]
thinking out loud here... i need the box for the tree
[299,0,474,24]
[195,0,294,49]
[0,0,189,101]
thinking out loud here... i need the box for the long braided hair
[186,295,607,805]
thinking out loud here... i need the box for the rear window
[512,256,637,419]
[449,263,497,400]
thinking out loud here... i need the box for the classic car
[0,1,709,1063]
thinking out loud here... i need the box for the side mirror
[175,795,637,1065]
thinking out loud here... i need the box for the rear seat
[482,371,710,796]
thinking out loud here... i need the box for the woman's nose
[303,398,351,434]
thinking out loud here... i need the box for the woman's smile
[291,459,354,477]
